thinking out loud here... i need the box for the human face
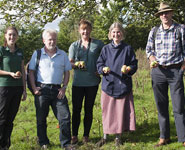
[79,25,91,40]
[43,33,57,51]
[160,11,173,25]
[5,29,18,47]
[111,28,123,45]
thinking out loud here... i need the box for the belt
[37,82,61,88]
[159,63,182,69]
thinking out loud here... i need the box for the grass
[10,50,185,150]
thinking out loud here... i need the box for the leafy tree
[57,18,79,52]
[0,0,110,27]
[17,25,43,63]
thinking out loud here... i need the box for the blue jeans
[151,66,185,142]
[34,83,71,147]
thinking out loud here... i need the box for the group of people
[0,2,185,150]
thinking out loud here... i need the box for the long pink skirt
[101,91,136,134]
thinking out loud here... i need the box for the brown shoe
[96,138,106,147]
[82,136,89,144]
[71,136,78,144]
[154,138,171,148]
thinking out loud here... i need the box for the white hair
[108,22,125,40]
[42,29,58,39]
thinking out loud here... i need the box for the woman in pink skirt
[96,22,138,147]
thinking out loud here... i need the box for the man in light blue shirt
[29,29,73,150]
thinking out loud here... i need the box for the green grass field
[9,50,185,150]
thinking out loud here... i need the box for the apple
[15,71,22,77]
[121,65,127,73]
[126,66,131,72]
[150,61,157,68]
[79,61,85,68]
[103,67,110,73]
[74,61,80,67]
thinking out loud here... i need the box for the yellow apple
[79,61,85,68]
[121,65,127,73]
[74,61,80,67]
[126,66,131,72]
[103,67,110,73]
[150,61,157,68]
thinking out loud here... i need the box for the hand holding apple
[126,66,131,72]
[150,60,158,68]
[74,61,80,68]
[121,65,131,74]
[15,71,22,77]
[79,61,85,69]
[121,65,127,74]
[103,67,110,74]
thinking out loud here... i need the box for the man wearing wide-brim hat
[155,2,173,16]
[146,2,185,148]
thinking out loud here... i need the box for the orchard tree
[0,0,184,27]
[0,0,110,27]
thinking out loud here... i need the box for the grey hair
[42,29,58,39]
[108,22,125,40]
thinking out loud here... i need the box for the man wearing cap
[146,2,185,147]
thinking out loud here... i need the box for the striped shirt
[146,23,185,66]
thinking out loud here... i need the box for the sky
[43,17,62,31]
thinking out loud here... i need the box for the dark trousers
[151,67,185,142]
[72,85,98,137]
[35,83,71,148]
[0,86,23,148]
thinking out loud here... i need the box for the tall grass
[10,50,185,150]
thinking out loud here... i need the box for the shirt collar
[42,46,60,55]
[159,22,177,32]
[111,40,123,48]
[4,46,19,52]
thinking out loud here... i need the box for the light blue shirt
[29,47,72,84]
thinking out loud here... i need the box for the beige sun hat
[155,2,173,16]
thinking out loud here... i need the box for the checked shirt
[146,23,185,66]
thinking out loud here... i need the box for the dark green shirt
[0,46,23,86]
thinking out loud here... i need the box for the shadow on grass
[87,120,177,146]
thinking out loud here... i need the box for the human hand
[10,72,22,79]
[103,67,110,74]
[22,91,27,101]
[57,88,65,99]
[121,65,131,74]
[150,61,158,68]
[181,61,185,71]
[34,87,41,95]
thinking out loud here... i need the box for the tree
[0,0,110,27]
[57,18,79,52]
[17,25,43,63]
